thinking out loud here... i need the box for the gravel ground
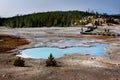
[0,26,120,80]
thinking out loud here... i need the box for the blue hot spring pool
[17,43,108,59]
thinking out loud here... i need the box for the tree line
[0,11,94,27]
[0,11,119,27]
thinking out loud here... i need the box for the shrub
[13,57,25,67]
[46,53,57,67]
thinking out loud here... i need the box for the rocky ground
[0,26,120,80]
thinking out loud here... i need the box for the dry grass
[0,34,29,52]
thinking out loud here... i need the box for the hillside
[0,11,120,27]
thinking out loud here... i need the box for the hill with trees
[0,11,120,27]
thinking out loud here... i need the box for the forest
[0,11,119,27]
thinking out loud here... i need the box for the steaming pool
[17,41,108,59]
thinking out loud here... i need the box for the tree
[13,57,25,67]
[46,53,57,67]
[2,11,95,27]
[0,17,2,26]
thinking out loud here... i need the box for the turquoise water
[17,43,108,59]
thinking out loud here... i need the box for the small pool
[17,43,108,59]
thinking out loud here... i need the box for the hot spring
[17,40,108,59]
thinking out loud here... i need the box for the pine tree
[46,53,57,67]
[13,57,25,67]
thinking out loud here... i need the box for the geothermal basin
[17,39,108,59]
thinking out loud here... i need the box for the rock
[2,74,6,77]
